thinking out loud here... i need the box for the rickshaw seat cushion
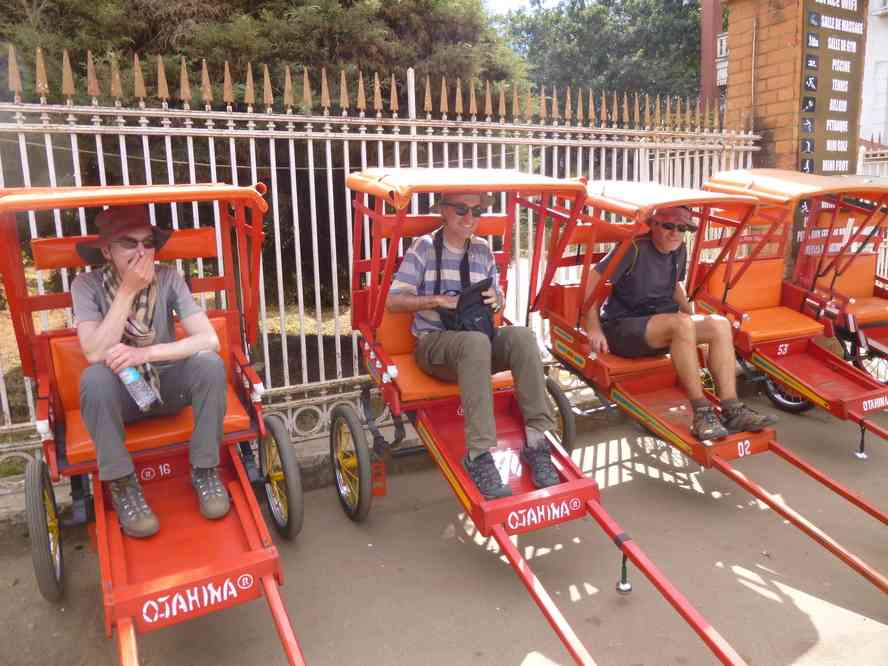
[815,254,876,299]
[845,297,888,325]
[377,310,416,355]
[64,384,250,465]
[389,353,513,402]
[739,306,823,343]
[705,258,784,310]
[596,351,672,376]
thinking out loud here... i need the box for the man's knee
[667,314,696,343]
[456,331,492,362]
[80,363,119,404]
[710,315,733,340]
[187,351,227,388]
[502,326,538,355]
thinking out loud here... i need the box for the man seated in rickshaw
[387,192,558,499]
[582,206,776,440]
[72,206,230,538]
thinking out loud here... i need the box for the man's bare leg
[644,313,705,400]
[690,314,737,400]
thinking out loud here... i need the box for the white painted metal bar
[268,128,290,387]
[306,128,326,383]
[323,120,342,379]
[287,128,309,386]
[247,131,272,387]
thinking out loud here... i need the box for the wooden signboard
[798,0,868,175]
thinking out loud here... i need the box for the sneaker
[521,440,560,489]
[191,466,231,520]
[691,405,729,441]
[463,452,512,500]
[108,474,159,538]
[721,402,778,434]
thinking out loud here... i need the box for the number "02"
[737,439,752,457]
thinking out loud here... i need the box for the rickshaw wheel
[259,414,304,540]
[329,404,372,522]
[763,376,813,413]
[845,338,888,384]
[25,458,64,602]
[545,377,577,452]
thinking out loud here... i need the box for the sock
[721,398,742,413]
[466,448,486,462]
[691,398,710,411]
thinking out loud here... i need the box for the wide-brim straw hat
[429,192,496,213]
[76,205,172,265]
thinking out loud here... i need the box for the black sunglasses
[442,203,485,218]
[113,236,156,250]
[655,221,698,233]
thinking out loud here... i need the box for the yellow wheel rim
[334,421,360,509]
[43,486,61,578]
[263,435,288,524]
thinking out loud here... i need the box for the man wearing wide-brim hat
[71,205,230,538]
[387,191,560,500]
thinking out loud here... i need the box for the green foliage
[504,0,700,98]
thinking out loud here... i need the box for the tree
[504,0,700,98]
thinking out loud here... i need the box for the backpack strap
[433,227,471,295]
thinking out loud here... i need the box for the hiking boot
[691,405,729,441]
[191,466,231,520]
[721,402,778,434]
[463,452,512,500]
[108,474,159,538]
[521,441,561,489]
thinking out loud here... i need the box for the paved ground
[1,393,886,666]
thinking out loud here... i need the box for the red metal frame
[0,185,305,666]
[348,172,744,665]
[526,183,888,600]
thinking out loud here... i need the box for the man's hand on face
[436,294,459,310]
[587,329,609,355]
[120,252,155,296]
[105,343,150,373]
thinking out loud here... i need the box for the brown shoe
[191,466,231,519]
[691,405,729,441]
[108,474,159,538]
[721,402,778,434]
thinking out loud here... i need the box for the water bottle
[118,367,160,412]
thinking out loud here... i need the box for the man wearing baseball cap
[71,205,229,538]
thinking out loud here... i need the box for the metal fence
[0,47,759,493]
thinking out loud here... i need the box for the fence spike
[622,91,629,128]
[644,93,652,128]
[155,55,168,100]
[588,88,594,125]
[551,86,560,120]
[695,96,702,132]
[132,53,146,100]
[303,67,314,112]
[564,86,572,121]
[263,64,273,108]
[7,45,22,97]
[484,80,493,117]
[35,47,49,96]
[179,57,191,102]
[283,65,294,108]
[110,54,122,99]
[423,74,432,113]
[684,95,691,128]
[599,90,607,126]
[511,83,519,120]
[341,69,351,111]
[321,67,331,111]
[468,79,477,116]
[244,63,255,106]
[523,87,532,122]
[454,77,463,115]
[675,97,682,130]
[389,73,398,113]
[538,85,547,120]
[223,61,234,104]
[87,50,101,98]
[373,71,382,113]
[62,49,75,98]
[665,95,672,129]
[633,92,640,128]
[498,81,506,118]
[655,94,662,128]
[201,59,212,104]
[705,97,713,131]
[575,88,584,124]
[439,75,448,115]
[357,70,366,111]
[612,90,619,126]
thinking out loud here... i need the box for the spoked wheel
[259,414,304,540]
[763,376,814,413]
[845,337,888,384]
[25,458,64,602]
[329,404,372,522]
[545,376,577,452]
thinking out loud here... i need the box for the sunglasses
[655,221,698,233]
[113,236,156,250]
[442,203,485,218]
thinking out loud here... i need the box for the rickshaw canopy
[705,169,888,206]
[345,167,587,210]
[584,180,760,219]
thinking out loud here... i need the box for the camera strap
[433,227,471,295]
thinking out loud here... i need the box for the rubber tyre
[329,404,372,522]
[846,338,888,384]
[25,458,64,602]
[545,376,577,452]
[763,376,814,413]
[259,414,304,540]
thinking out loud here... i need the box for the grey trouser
[415,326,554,456]
[79,351,227,481]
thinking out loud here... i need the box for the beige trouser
[415,326,554,457]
